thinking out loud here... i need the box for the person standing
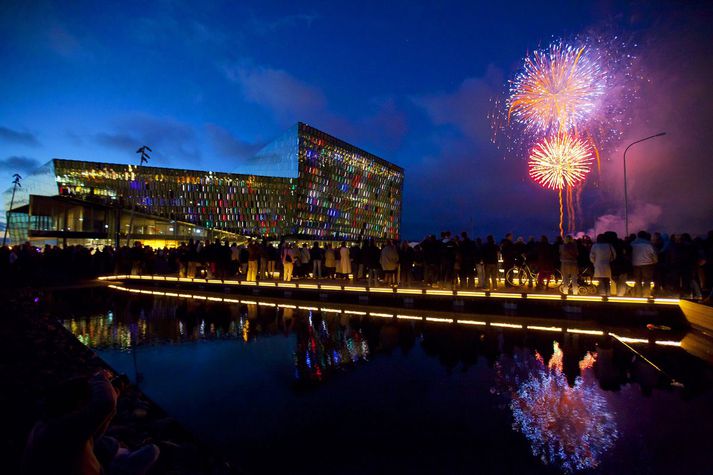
[338,241,352,280]
[282,244,295,282]
[590,234,616,296]
[399,240,415,287]
[483,235,499,291]
[324,243,336,279]
[310,242,323,279]
[246,239,260,281]
[631,231,658,297]
[560,235,579,294]
[500,233,516,287]
[380,239,400,286]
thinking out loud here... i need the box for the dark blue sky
[2,1,712,238]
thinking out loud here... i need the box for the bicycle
[558,266,597,295]
[505,263,562,290]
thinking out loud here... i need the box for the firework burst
[508,42,606,135]
[528,134,594,190]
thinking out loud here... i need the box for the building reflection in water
[294,310,369,383]
[495,341,618,473]
[61,297,372,384]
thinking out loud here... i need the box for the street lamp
[2,174,22,247]
[125,145,152,247]
[623,132,666,236]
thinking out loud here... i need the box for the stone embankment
[1,288,240,475]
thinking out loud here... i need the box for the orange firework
[528,134,593,236]
[528,134,594,190]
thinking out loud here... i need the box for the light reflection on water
[494,342,617,472]
[57,290,713,475]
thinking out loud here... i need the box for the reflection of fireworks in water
[508,43,605,135]
[528,134,594,235]
[495,342,618,473]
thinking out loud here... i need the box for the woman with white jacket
[590,234,616,296]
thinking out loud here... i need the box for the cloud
[413,65,503,143]
[249,13,319,34]
[205,124,262,159]
[92,114,200,166]
[0,126,40,147]
[224,64,328,123]
[47,25,81,57]
[0,156,42,174]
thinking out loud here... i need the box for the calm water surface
[57,289,713,475]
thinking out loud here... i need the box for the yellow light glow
[526,294,562,300]
[258,282,276,287]
[527,325,563,332]
[207,297,223,302]
[456,291,487,297]
[653,298,680,305]
[344,310,367,315]
[344,286,368,292]
[223,280,241,285]
[425,290,454,296]
[655,340,682,347]
[258,302,276,307]
[241,300,257,305]
[491,322,523,328]
[425,317,453,323]
[397,288,424,294]
[320,308,341,313]
[489,292,522,299]
[608,296,649,303]
[319,285,343,291]
[370,312,394,318]
[298,284,319,289]
[277,283,297,288]
[565,295,602,302]
[240,281,257,286]
[192,295,207,300]
[369,287,395,293]
[396,315,422,320]
[457,319,487,325]
[178,293,193,298]
[224,298,241,303]
[277,304,297,309]
[297,306,318,311]
[566,328,604,335]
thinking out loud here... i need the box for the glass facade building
[3,123,404,246]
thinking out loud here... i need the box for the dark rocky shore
[1,287,240,474]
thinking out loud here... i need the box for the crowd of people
[2,229,713,301]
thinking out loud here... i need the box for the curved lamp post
[623,132,666,236]
[2,173,22,247]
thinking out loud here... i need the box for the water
[56,288,713,475]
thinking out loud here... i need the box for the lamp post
[2,174,22,247]
[623,132,666,236]
[125,146,151,247]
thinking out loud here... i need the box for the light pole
[125,146,151,247]
[2,173,22,247]
[623,132,666,236]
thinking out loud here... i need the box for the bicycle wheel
[537,269,562,290]
[506,267,527,287]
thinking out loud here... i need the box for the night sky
[2,1,712,239]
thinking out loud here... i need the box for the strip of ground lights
[104,284,682,348]
[97,275,679,306]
